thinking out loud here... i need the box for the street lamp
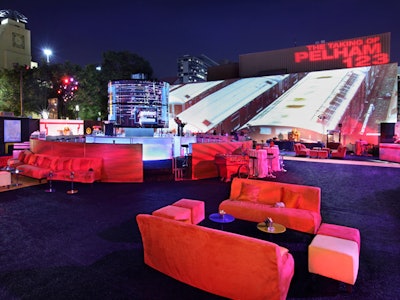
[43,48,52,63]
[75,105,80,120]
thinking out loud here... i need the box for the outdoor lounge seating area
[139,199,295,300]
[294,142,349,159]
[7,150,103,183]
[0,156,399,299]
[140,184,361,298]
[219,178,322,234]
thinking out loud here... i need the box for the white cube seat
[308,234,359,285]
[0,171,11,188]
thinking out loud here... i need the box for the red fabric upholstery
[50,157,102,183]
[137,214,294,300]
[219,178,321,234]
[0,156,12,168]
[309,149,329,158]
[330,144,347,158]
[16,154,53,181]
[17,151,25,162]
[294,143,310,156]
[7,150,32,168]
[14,154,102,183]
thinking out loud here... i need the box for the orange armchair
[294,143,310,157]
[330,144,347,159]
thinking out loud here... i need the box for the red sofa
[7,150,102,183]
[137,213,294,300]
[330,144,347,159]
[294,143,310,157]
[219,178,322,234]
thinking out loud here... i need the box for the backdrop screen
[4,119,21,142]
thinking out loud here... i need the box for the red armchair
[294,143,310,157]
[330,144,347,159]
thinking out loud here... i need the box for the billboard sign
[239,32,391,77]
[294,33,390,69]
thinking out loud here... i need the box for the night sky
[2,0,400,79]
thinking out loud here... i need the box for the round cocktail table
[209,212,235,230]
[257,222,286,234]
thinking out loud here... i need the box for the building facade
[0,10,32,70]
[177,54,219,83]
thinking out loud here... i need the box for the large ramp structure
[167,63,397,146]
[171,75,289,133]
[244,63,398,145]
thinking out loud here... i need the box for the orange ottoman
[152,205,191,223]
[172,198,205,224]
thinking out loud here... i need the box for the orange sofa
[7,150,102,183]
[219,178,322,234]
[136,213,294,300]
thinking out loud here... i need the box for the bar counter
[379,143,400,163]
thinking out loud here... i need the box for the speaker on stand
[380,123,395,143]
[104,123,114,136]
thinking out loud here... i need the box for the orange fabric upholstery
[294,143,310,156]
[137,213,295,300]
[152,205,192,223]
[219,178,321,234]
[330,144,347,158]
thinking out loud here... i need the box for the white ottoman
[308,234,359,286]
[0,171,11,188]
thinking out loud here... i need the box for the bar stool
[45,171,56,193]
[173,157,185,181]
[181,144,189,167]
[67,171,78,194]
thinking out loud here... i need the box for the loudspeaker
[104,123,114,136]
[380,122,395,143]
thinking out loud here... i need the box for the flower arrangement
[63,126,71,135]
